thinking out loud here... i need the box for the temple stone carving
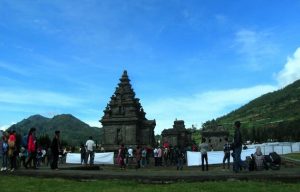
[161,120,192,148]
[100,70,156,150]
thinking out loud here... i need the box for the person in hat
[51,130,61,170]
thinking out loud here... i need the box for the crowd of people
[0,128,62,172]
[1,121,281,173]
[115,144,186,171]
[113,121,280,172]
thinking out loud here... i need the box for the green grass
[1,175,300,192]
[283,153,300,160]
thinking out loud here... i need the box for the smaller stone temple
[201,125,229,151]
[100,70,156,150]
[161,120,192,148]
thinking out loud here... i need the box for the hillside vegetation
[7,114,101,146]
[203,79,300,142]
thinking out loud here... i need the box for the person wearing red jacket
[8,131,17,172]
[24,128,37,169]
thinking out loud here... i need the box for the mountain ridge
[7,114,101,146]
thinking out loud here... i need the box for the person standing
[135,145,141,169]
[19,147,28,168]
[85,136,95,166]
[80,144,86,165]
[127,146,133,165]
[1,135,8,171]
[199,138,209,171]
[141,147,147,168]
[25,128,37,169]
[222,138,231,169]
[8,130,17,172]
[51,130,61,170]
[153,146,158,166]
[176,147,185,171]
[118,144,126,169]
[233,121,243,173]
[157,146,162,166]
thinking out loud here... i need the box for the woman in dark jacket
[50,130,60,170]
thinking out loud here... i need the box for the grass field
[1,175,300,192]
[283,153,300,160]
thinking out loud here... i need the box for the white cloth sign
[186,151,201,166]
[66,153,81,164]
[94,152,114,164]
[187,148,256,166]
[66,152,114,165]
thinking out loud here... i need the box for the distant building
[201,125,229,151]
[100,70,156,150]
[161,120,192,148]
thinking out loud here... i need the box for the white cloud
[0,61,30,76]
[144,85,277,134]
[0,88,84,107]
[85,120,101,128]
[233,29,278,70]
[276,47,300,87]
[0,123,14,131]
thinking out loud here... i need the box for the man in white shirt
[128,147,133,157]
[199,138,209,171]
[85,136,96,166]
[127,146,133,165]
[153,147,158,166]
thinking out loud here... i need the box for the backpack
[265,152,281,170]
[269,152,281,165]
[2,142,8,153]
[22,135,28,148]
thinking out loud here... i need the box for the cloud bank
[145,85,276,134]
[234,29,278,71]
[276,47,300,87]
[0,88,84,107]
[146,47,300,134]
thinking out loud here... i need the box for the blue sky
[1,0,300,134]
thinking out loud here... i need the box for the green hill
[203,79,300,142]
[7,114,102,146]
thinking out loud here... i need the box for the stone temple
[100,70,156,150]
[161,120,193,148]
[201,125,229,151]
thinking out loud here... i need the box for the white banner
[187,151,201,166]
[66,152,114,165]
[94,152,114,165]
[66,153,81,164]
[187,148,256,166]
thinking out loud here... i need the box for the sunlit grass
[0,175,300,192]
